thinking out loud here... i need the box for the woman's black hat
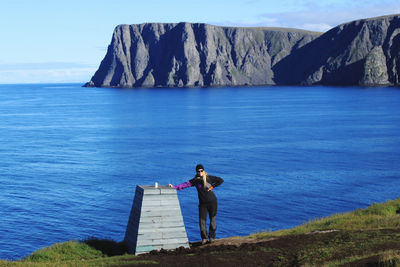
[196,164,204,171]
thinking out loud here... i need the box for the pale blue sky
[0,0,399,83]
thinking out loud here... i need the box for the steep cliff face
[273,14,400,86]
[86,14,400,88]
[85,23,320,88]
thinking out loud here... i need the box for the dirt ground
[116,229,400,267]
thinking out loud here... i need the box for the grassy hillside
[250,197,400,238]
[1,197,399,266]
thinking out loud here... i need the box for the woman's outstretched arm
[168,180,193,190]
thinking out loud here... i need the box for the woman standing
[169,164,224,244]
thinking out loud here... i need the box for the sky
[0,0,399,84]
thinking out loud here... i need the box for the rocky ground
[115,229,400,266]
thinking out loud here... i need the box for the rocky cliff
[85,23,320,88]
[85,14,400,88]
[273,14,400,86]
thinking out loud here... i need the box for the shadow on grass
[83,238,129,257]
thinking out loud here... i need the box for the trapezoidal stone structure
[124,185,190,255]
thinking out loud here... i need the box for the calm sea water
[1,84,400,259]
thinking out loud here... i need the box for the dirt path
[190,236,277,247]
[117,229,400,267]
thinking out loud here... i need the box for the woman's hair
[202,171,208,187]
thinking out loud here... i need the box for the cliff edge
[85,23,320,88]
[85,14,400,88]
[274,14,400,86]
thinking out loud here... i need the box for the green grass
[0,240,157,267]
[296,230,400,265]
[247,197,400,266]
[250,197,400,239]
[23,241,102,262]
[321,250,400,267]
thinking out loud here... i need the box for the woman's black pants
[199,201,217,239]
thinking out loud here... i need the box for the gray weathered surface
[124,185,189,255]
[85,23,320,88]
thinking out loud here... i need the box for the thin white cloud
[214,2,400,32]
[0,68,96,84]
[302,23,332,32]
[0,63,96,84]
[0,62,95,71]
[256,3,400,31]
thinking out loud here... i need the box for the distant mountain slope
[85,23,320,88]
[85,14,400,88]
[273,14,400,86]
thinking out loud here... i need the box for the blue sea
[1,84,400,260]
